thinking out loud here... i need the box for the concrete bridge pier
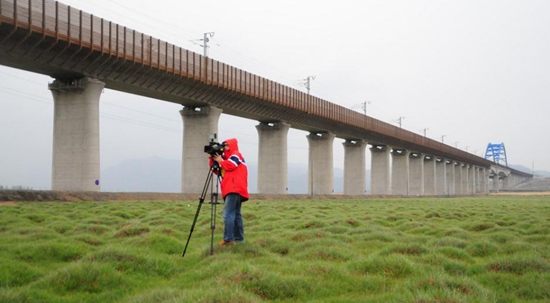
[343,139,367,195]
[256,122,290,194]
[180,106,222,193]
[492,175,500,192]
[49,77,104,191]
[307,132,335,195]
[370,145,391,195]
[479,168,488,193]
[409,153,424,196]
[446,161,455,195]
[391,149,410,195]
[466,165,473,195]
[423,155,436,196]
[455,162,464,195]
[497,175,505,191]
[469,166,476,194]
[435,158,447,195]
[502,175,510,190]
[474,166,480,193]
[472,167,477,193]
[461,163,468,195]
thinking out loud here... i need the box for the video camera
[203,134,225,156]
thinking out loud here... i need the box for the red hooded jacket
[210,138,249,201]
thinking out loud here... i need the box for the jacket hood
[223,138,240,154]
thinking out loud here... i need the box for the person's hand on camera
[212,154,223,163]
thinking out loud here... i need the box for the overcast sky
[1,0,549,189]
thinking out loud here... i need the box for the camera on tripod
[204,134,225,156]
[182,133,224,258]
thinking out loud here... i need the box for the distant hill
[101,156,181,193]
[508,164,550,177]
[510,176,550,191]
[101,156,372,194]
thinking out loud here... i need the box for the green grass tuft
[486,255,550,275]
[350,255,414,278]
[0,258,43,287]
[36,263,127,294]
[466,241,498,257]
[382,243,429,256]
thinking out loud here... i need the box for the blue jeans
[222,193,244,242]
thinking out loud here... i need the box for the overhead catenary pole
[361,101,371,115]
[397,116,405,128]
[202,32,215,57]
[353,101,371,115]
[304,76,315,95]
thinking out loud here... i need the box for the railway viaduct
[0,0,532,195]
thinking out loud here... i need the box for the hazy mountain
[100,156,372,193]
[101,156,181,192]
[508,164,550,177]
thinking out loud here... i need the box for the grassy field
[0,196,549,302]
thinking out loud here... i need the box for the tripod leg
[209,174,221,255]
[181,168,214,257]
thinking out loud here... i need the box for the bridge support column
[466,165,474,195]
[343,140,366,195]
[307,132,335,195]
[256,122,290,194]
[454,163,462,195]
[180,106,222,193]
[463,165,469,194]
[479,168,488,194]
[502,175,510,190]
[391,149,410,195]
[507,175,517,189]
[49,78,104,191]
[461,164,468,195]
[492,175,500,192]
[409,153,424,196]
[423,156,436,196]
[370,145,391,195]
[435,158,447,195]
[446,161,455,195]
[474,166,480,193]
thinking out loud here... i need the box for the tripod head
[210,160,221,171]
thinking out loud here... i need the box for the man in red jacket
[210,138,249,245]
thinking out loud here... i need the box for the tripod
[181,162,222,257]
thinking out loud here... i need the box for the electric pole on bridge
[422,128,429,137]
[353,101,371,115]
[396,116,405,128]
[302,76,316,95]
[198,32,215,57]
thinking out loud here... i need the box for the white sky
[1,0,549,189]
